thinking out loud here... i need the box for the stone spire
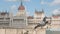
[21,0,23,6]
[42,9,44,13]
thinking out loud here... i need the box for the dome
[18,5,25,10]
[18,1,25,10]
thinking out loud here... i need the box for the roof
[27,16,33,19]
[0,12,9,16]
[52,14,60,18]
[35,10,44,14]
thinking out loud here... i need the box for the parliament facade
[0,2,60,34]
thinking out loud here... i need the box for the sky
[0,0,60,16]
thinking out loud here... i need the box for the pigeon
[34,17,48,29]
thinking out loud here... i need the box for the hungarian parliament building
[0,2,60,34]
